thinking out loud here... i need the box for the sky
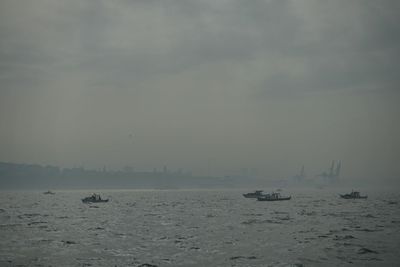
[0,0,399,181]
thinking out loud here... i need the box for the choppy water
[0,189,399,266]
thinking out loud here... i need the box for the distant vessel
[43,190,55,195]
[340,191,367,199]
[257,192,291,201]
[82,193,109,203]
[243,190,265,198]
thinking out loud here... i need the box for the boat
[243,190,265,198]
[340,190,367,199]
[43,190,55,195]
[257,192,291,201]
[82,193,109,203]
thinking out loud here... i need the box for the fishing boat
[82,193,109,203]
[243,190,265,198]
[340,190,367,199]
[257,192,291,201]
[43,190,55,195]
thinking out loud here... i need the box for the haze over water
[0,0,399,183]
[1,1,400,266]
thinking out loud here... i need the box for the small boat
[43,190,55,195]
[340,190,367,199]
[243,190,265,198]
[82,193,109,203]
[257,192,291,201]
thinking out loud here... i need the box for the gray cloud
[0,0,399,181]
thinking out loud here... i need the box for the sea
[0,189,399,266]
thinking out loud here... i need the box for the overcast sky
[0,0,399,181]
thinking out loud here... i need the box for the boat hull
[340,195,367,199]
[243,191,264,198]
[243,194,262,198]
[82,199,109,203]
[257,196,291,201]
